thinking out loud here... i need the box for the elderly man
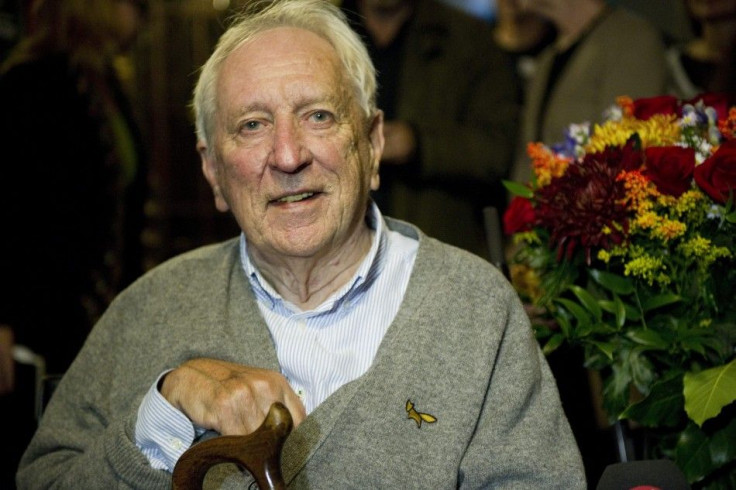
[17,0,585,487]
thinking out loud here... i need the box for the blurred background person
[667,0,736,97]
[510,0,670,185]
[492,0,555,101]
[0,0,148,486]
[341,0,520,259]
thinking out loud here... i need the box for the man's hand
[381,120,417,165]
[160,358,306,435]
[0,325,15,395]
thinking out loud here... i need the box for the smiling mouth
[274,192,316,204]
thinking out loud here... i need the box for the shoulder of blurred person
[409,0,497,52]
[399,0,518,116]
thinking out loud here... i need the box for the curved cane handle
[171,402,293,490]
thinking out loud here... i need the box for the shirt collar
[240,202,387,315]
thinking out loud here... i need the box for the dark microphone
[596,460,690,490]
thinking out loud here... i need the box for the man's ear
[368,110,384,192]
[197,140,230,212]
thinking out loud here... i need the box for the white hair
[192,0,377,148]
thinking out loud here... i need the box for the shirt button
[296,388,306,402]
[169,438,183,450]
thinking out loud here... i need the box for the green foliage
[621,372,684,427]
[675,416,736,485]
[684,359,736,427]
[525,262,736,484]
[502,179,534,198]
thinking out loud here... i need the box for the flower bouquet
[504,94,736,487]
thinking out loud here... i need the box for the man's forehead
[217,26,352,112]
[230,26,338,70]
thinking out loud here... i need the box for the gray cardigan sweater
[18,219,586,489]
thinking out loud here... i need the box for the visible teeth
[278,192,314,203]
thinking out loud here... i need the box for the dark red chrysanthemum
[534,143,636,264]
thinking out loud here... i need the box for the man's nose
[270,118,308,173]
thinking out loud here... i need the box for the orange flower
[526,142,570,187]
[718,107,736,140]
[618,170,658,213]
[617,96,634,118]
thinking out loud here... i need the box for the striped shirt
[135,203,418,471]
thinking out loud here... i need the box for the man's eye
[242,120,262,131]
[309,111,334,124]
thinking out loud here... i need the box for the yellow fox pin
[406,399,437,428]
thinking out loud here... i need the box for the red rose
[694,140,736,204]
[633,95,680,120]
[643,146,695,197]
[503,196,536,235]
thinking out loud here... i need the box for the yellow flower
[651,218,686,242]
[587,114,680,153]
[672,190,708,227]
[619,170,658,213]
[513,230,540,246]
[624,255,670,286]
[679,236,733,271]
[510,263,543,302]
[680,235,711,258]
[633,210,658,231]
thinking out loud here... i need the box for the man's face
[200,27,383,261]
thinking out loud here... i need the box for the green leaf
[641,293,682,312]
[680,336,707,356]
[555,312,572,339]
[589,269,635,295]
[502,180,534,198]
[568,285,602,321]
[542,333,565,355]
[598,300,617,314]
[684,359,736,427]
[589,322,617,335]
[628,349,656,395]
[620,373,684,427]
[590,340,615,360]
[623,302,642,321]
[613,296,626,329]
[626,329,669,350]
[603,363,634,416]
[554,298,592,327]
[676,418,736,483]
